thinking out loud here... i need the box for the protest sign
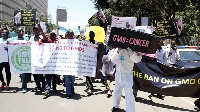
[88,9,107,29]
[108,27,160,54]
[111,16,137,30]
[0,42,8,62]
[156,18,183,39]
[133,55,200,97]
[8,41,31,74]
[14,11,36,26]
[85,26,105,43]
[31,39,98,77]
[40,22,47,33]
[58,22,80,36]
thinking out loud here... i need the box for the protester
[100,51,115,96]
[63,29,76,98]
[111,48,142,112]
[30,26,45,91]
[155,40,167,64]
[12,27,30,93]
[167,40,180,64]
[30,26,43,42]
[85,31,97,95]
[0,27,12,90]
[148,40,166,100]
[38,24,57,97]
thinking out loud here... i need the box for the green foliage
[93,0,200,45]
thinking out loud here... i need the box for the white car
[177,47,200,62]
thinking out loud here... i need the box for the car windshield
[179,51,200,61]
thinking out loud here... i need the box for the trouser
[21,73,31,89]
[106,80,111,91]
[0,62,11,86]
[27,74,31,82]
[113,81,135,112]
[133,89,138,97]
[45,74,57,93]
[64,75,75,95]
[86,76,93,90]
[33,74,45,89]
[105,75,112,91]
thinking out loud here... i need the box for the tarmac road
[0,72,197,112]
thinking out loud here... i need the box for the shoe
[5,86,10,90]
[22,89,27,93]
[111,107,119,112]
[107,90,112,96]
[42,92,50,97]
[87,89,93,95]
[0,83,6,90]
[66,94,71,98]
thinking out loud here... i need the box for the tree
[93,0,200,45]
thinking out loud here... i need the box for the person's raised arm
[38,24,47,40]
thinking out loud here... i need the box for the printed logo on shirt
[11,46,31,71]
[120,56,124,60]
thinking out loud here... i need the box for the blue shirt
[12,36,29,40]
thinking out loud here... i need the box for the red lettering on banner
[134,38,141,46]
[113,34,150,48]
[113,35,117,41]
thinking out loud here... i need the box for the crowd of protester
[0,24,199,112]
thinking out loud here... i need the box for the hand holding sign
[173,19,182,35]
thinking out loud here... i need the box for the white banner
[31,39,98,77]
[8,40,31,74]
[0,42,9,62]
[111,16,137,30]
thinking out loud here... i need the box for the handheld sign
[14,11,36,26]
[108,27,160,54]
[156,18,183,39]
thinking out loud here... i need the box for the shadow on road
[0,87,20,93]
[137,97,196,112]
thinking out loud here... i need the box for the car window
[179,51,200,61]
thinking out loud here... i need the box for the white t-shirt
[155,48,167,64]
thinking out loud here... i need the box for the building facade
[0,0,48,21]
[56,8,67,24]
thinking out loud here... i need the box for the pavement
[0,72,198,112]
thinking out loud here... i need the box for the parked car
[176,47,200,68]
[177,48,200,62]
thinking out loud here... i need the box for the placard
[156,18,183,39]
[111,16,137,30]
[108,27,160,54]
[14,11,36,26]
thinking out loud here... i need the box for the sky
[48,0,97,29]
